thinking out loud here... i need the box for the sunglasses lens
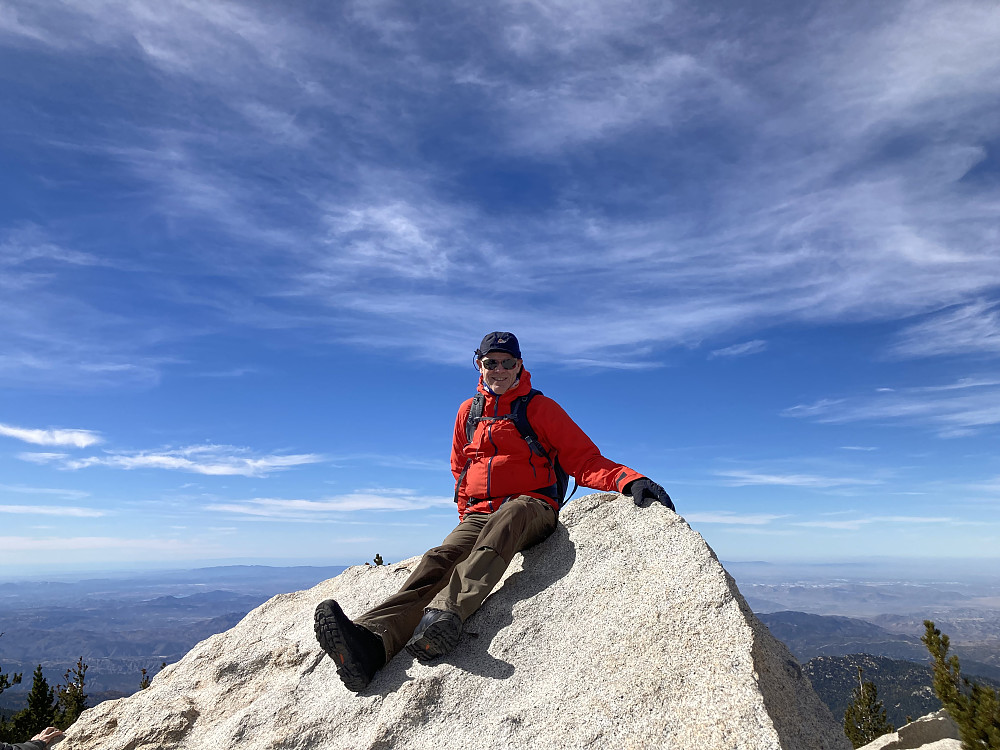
[482,357,518,371]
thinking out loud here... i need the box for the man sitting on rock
[314,331,673,692]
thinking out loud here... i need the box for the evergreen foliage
[139,661,167,691]
[0,658,90,742]
[923,620,1000,750]
[0,665,56,742]
[843,665,895,748]
[0,633,23,697]
[55,657,88,727]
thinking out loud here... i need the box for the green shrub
[55,657,88,727]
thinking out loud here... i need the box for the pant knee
[427,543,469,565]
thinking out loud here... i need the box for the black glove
[626,478,674,510]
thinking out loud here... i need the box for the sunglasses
[481,357,519,371]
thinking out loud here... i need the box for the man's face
[479,350,521,394]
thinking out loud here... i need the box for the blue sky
[1,0,999,576]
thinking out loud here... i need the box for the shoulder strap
[509,389,548,458]
[511,389,578,506]
[465,393,486,443]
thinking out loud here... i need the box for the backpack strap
[508,390,548,459]
[510,390,578,506]
[465,394,485,442]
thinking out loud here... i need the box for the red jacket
[452,369,644,518]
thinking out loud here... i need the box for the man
[314,331,672,692]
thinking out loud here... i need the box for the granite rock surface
[857,710,961,750]
[59,493,850,750]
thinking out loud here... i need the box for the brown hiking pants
[355,494,558,659]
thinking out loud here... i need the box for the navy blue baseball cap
[476,331,521,359]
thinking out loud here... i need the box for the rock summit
[60,493,850,749]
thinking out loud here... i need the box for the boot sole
[314,601,374,692]
[405,616,462,662]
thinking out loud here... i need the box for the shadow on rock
[452,521,577,679]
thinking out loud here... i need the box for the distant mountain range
[757,610,1000,682]
[759,610,929,660]
[757,610,1000,729]
[0,565,347,712]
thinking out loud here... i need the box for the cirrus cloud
[19,443,323,477]
[0,422,103,448]
[207,489,453,519]
[0,504,105,517]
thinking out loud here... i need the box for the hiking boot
[404,609,463,662]
[314,599,386,692]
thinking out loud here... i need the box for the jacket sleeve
[531,396,644,494]
[451,399,474,512]
[2,742,48,750]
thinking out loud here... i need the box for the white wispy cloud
[0,422,102,448]
[192,367,257,378]
[18,452,69,464]
[715,470,883,488]
[0,504,105,517]
[1,0,999,385]
[207,489,453,519]
[0,483,90,500]
[685,511,788,525]
[20,444,323,477]
[323,454,448,472]
[0,535,200,551]
[968,477,1000,494]
[709,340,767,359]
[0,224,104,268]
[793,515,952,531]
[892,301,1000,358]
[784,377,1000,436]
[0,224,173,389]
[316,200,456,282]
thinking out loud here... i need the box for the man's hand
[625,478,674,510]
[31,727,65,747]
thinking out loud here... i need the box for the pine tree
[0,633,22,696]
[843,665,895,748]
[0,664,20,696]
[923,620,1000,750]
[6,665,57,740]
[139,661,168,690]
[55,657,88,728]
